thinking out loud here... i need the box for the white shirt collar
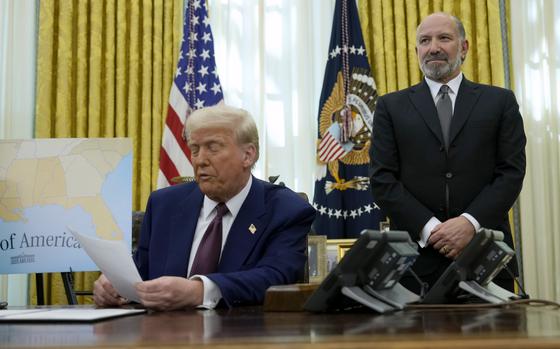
[425,72,463,100]
[201,175,253,220]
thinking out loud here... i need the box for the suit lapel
[219,176,266,272]
[164,185,204,276]
[449,78,481,145]
[408,81,444,145]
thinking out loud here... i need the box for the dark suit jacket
[134,176,316,307]
[369,77,526,281]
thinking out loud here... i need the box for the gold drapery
[31,0,183,305]
[358,0,508,96]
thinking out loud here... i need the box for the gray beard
[421,56,462,82]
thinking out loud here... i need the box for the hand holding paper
[68,228,143,303]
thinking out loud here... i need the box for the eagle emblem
[317,67,377,194]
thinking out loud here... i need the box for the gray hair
[451,14,466,41]
[417,12,467,42]
[185,105,260,164]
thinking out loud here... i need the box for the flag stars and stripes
[211,82,221,95]
[194,98,205,109]
[198,65,209,77]
[200,49,210,60]
[196,82,207,94]
[329,45,366,60]
[157,0,224,189]
[190,32,198,42]
[313,203,380,220]
[202,32,212,44]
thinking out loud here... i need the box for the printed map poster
[0,138,132,274]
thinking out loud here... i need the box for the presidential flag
[158,0,223,188]
[312,0,385,238]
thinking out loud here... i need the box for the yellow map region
[0,139,131,240]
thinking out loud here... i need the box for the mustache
[424,53,448,63]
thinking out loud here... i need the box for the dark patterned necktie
[189,203,228,276]
[436,85,452,149]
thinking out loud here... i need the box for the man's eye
[209,144,222,152]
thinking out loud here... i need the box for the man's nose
[193,149,209,166]
[429,40,440,54]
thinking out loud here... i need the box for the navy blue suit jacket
[370,77,526,282]
[134,176,316,307]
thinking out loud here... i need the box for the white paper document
[68,228,143,303]
[0,308,146,322]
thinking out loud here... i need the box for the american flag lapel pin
[249,224,257,234]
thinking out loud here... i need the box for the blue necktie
[189,203,228,276]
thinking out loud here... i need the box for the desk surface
[2,305,560,349]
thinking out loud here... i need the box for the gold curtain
[30,0,183,305]
[358,0,507,96]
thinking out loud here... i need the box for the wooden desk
[1,305,560,348]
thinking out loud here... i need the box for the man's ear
[242,144,257,168]
[461,39,469,61]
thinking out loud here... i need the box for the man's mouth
[197,174,213,181]
[425,56,448,64]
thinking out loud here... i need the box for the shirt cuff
[189,275,222,309]
[461,213,481,232]
[418,216,441,248]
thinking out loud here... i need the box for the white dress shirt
[188,176,252,308]
[418,74,480,248]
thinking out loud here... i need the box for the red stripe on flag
[327,147,345,161]
[165,105,192,161]
[159,147,181,184]
[318,133,346,162]
[318,135,335,153]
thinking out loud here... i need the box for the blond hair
[185,105,260,164]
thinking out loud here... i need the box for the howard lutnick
[18,232,81,249]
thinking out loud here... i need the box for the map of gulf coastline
[0,138,132,274]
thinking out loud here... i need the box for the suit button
[445,172,453,179]
[439,146,445,152]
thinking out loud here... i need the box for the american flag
[157,0,223,188]
[317,123,350,162]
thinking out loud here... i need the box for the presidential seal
[317,67,377,194]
